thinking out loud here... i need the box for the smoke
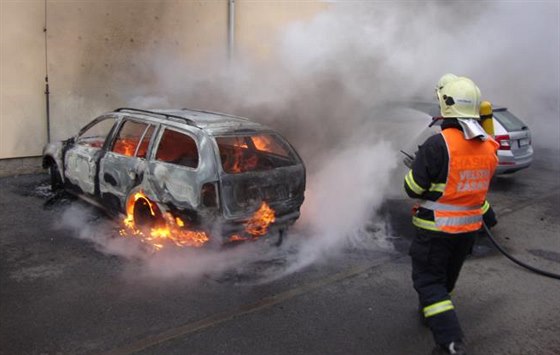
[56,204,289,281]
[54,1,559,280]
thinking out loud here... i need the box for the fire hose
[482,223,560,280]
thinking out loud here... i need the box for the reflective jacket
[404,119,499,234]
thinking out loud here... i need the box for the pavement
[1,148,559,355]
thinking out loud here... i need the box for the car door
[99,118,156,211]
[146,126,203,209]
[64,115,118,195]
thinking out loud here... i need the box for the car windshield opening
[216,133,297,174]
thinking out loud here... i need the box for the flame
[120,192,209,250]
[229,234,250,242]
[228,202,276,242]
[121,193,276,248]
[226,146,258,174]
[113,138,139,157]
[245,202,276,236]
[252,135,273,152]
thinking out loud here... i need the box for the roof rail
[115,108,198,127]
[181,107,249,121]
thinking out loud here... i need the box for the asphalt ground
[1,148,559,355]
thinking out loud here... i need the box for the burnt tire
[49,163,63,191]
[133,198,163,230]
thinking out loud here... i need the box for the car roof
[112,107,267,135]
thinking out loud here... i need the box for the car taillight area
[494,134,511,150]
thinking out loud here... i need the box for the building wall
[1,0,47,159]
[0,0,326,163]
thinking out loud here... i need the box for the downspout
[43,0,51,143]
[228,0,235,61]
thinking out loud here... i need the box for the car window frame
[75,114,119,149]
[109,117,156,159]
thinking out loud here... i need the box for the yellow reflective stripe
[412,216,440,232]
[423,300,454,318]
[405,170,425,195]
[429,183,446,192]
[482,200,490,214]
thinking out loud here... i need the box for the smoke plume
[55,1,559,280]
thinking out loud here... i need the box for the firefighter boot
[431,341,467,355]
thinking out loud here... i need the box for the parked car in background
[43,108,306,248]
[407,101,533,175]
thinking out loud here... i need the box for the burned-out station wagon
[43,108,306,248]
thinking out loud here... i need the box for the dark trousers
[409,227,476,345]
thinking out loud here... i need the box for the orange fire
[113,138,139,157]
[229,201,276,242]
[120,192,209,251]
[252,135,273,152]
[121,193,276,249]
[227,146,258,174]
[245,201,276,236]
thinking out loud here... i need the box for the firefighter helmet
[438,77,481,118]
[435,73,458,93]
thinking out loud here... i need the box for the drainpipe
[43,0,51,143]
[228,0,235,61]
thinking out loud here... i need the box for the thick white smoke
[56,1,559,280]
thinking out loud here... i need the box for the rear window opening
[216,133,298,174]
[493,110,528,132]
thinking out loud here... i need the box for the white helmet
[435,73,458,93]
[438,77,481,119]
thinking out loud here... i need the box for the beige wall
[236,1,327,60]
[1,0,47,159]
[0,0,326,160]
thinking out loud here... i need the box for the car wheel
[49,163,63,191]
[133,198,164,230]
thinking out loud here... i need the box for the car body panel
[492,109,533,174]
[219,164,305,220]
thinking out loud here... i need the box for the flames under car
[43,108,306,250]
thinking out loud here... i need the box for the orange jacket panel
[434,128,498,233]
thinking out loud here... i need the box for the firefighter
[404,76,499,354]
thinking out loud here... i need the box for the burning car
[43,108,306,249]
